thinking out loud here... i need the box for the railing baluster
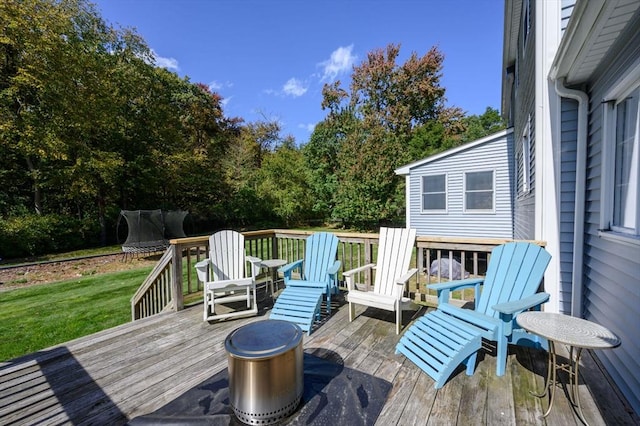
[132,229,538,320]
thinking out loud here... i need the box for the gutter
[553,78,588,318]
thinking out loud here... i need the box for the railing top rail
[131,246,174,303]
[170,229,546,248]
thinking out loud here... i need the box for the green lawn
[0,266,153,362]
[0,245,122,267]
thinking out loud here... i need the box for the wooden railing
[130,247,177,320]
[131,229,545,320]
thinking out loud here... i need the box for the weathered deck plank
[1,294,637,425]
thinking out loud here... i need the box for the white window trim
[600,61,640,244]
[420,173,447,214]
[520,116,532,195]
[463,169,496,214]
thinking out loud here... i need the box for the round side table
[517,311,620,426]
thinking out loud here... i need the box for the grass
[0,228,475,362]
[0,266,153,362]
[0,245,123,267]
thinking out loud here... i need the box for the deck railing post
[171,244,184,311]
[271,232,279,259]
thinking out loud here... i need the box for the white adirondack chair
[195,230,261,321]
[343,227,418,334]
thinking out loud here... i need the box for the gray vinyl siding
[581,18,640,415]
[407,133,514,238]
[558,98,578,315]
[513,0,536,241]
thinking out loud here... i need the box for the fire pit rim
[225,319,304,361]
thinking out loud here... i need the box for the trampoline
[118,210,188,257]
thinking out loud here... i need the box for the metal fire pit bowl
[225,320,304,425]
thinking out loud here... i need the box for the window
[465,170,494,212]
[612,87,639,234]
[518,116,531,195]
[421,174,446,212]
[601,71,640,243]
[522,0,531,51]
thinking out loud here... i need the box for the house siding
[406,133,514,238]
[582,20,640,415]
[558,98,578,315]
[513,0,537,240]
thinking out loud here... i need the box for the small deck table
[259,259,287,299]
[517,311,620,426]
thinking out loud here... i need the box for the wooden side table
[517,311,621,426]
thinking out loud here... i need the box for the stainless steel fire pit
[225,320,304,425]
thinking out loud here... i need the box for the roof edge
[549,0,607,82]
[395,128,514,175]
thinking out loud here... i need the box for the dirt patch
[0,254,158,291]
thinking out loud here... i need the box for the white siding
[406,133,514,238]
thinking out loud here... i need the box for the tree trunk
[98,192,107,246]
[25,156,42,215]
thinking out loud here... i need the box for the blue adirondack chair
[396,242,551,388]
[269,232,341,333]
[280,232,341,310]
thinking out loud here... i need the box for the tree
[257,139,314,226]
[317,44,464,228]
[222,120,283,226]
[162,80,238,222]
[460,107,506,142]
[1,0,83,215]
[0,0,155,242]
[303,107,357,219]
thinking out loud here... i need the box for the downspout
[553,78,588,318]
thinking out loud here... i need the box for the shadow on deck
[1,291,637,425]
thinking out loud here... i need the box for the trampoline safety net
[118,210,188,254]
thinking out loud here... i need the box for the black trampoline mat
[128,352,392,426]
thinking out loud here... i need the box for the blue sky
[93,0,504,144]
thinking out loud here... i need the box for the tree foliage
[0,1,503,255]
[459,107,506,142]
[257,139,314,226]
[310,44,466,228]
[0,0,252,247]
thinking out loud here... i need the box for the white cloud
[320,45,356,81]
[283,78,308,97]
[220,97,231,108]
[299,123,316,133]
[208,80,223,90]
[209,80,233,93]
[151,49,179,71]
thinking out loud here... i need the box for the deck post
[271,232,279,259]
[364,238,373,288]
[171,244,184,311]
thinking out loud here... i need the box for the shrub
[0,214,100,259]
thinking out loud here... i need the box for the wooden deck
[1,292,637,425]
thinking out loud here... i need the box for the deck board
[1,294,638,425]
